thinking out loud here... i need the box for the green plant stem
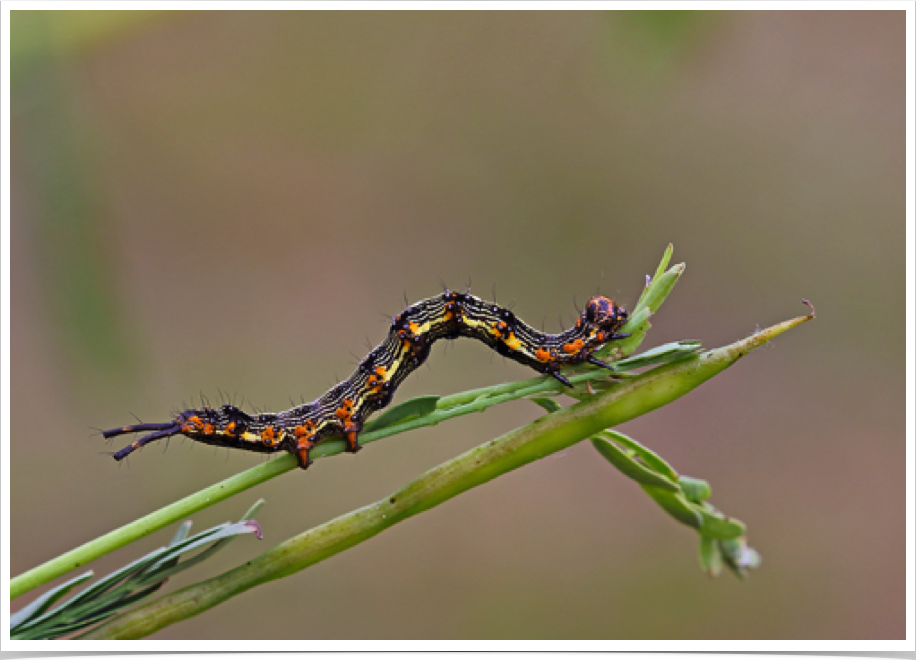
[82,308,813,640]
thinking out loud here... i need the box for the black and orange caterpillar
[104,290,629,470]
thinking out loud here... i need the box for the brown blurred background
[10,10,905,640]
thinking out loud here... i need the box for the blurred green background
[10,10,905,640]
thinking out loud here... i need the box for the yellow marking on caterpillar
[504,332,522,352]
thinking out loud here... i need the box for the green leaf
[633,243,673,313]
[634,264,685,319]
[239,498,265,522]
[609,250,685,359]
[640,485,703,529]
[529,397,562,414]
[140,520,263,585]
[10,571,93,631]
[167,521,192,547]
[613,340,702,371]
[601,430,679,482]
[652,243,674,284]
[365,395,440,431]
[693,503,746,540]
[590,436,680,491]
[699,536,723,578]
[679,476,712,503]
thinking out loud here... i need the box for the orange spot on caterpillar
[336,399,355,423]
[563,339,585,354]
[536,348,552,362]
[224,422,237,435]
[260,426,279,446]
[294,423,315,439]
[202,424,215,435]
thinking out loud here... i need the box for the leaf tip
[802,299,816,318]
[244,520,264,540]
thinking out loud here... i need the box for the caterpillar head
[584,296,628,331]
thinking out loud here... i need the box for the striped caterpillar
[103,290,629,470]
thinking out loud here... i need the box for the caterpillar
[103,290,629,470]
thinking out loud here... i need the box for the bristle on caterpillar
[102,291,629,470]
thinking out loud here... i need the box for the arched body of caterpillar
[103,290,629,470]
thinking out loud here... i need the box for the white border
[0,0,916,651]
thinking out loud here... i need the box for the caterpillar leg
[586,355,616,371]
[103,422,182,461]
[547,370,574,388]
[343,423,363,454]
[295,437,315,470]
[293,426,361,471]
[334,398,363,454]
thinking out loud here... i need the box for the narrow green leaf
[610,261,685,359]
[167,522,192,547]
[614,340,702,371]
[139,521,264,587]
[29,551,163,618]
[10,571,93,631]
[634,244,674,313]
[601,430,679,482]
[365,395,440,431]
[652,244,674,284]
[239,499,265,522]
[699,536,723,578]
[633,264,685,319]
[64,521,261,628]
[640,485,702,529]
[58,583,165,630]
[694,504,746,540]
[529,398,562,414]
[590,436,680,491]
